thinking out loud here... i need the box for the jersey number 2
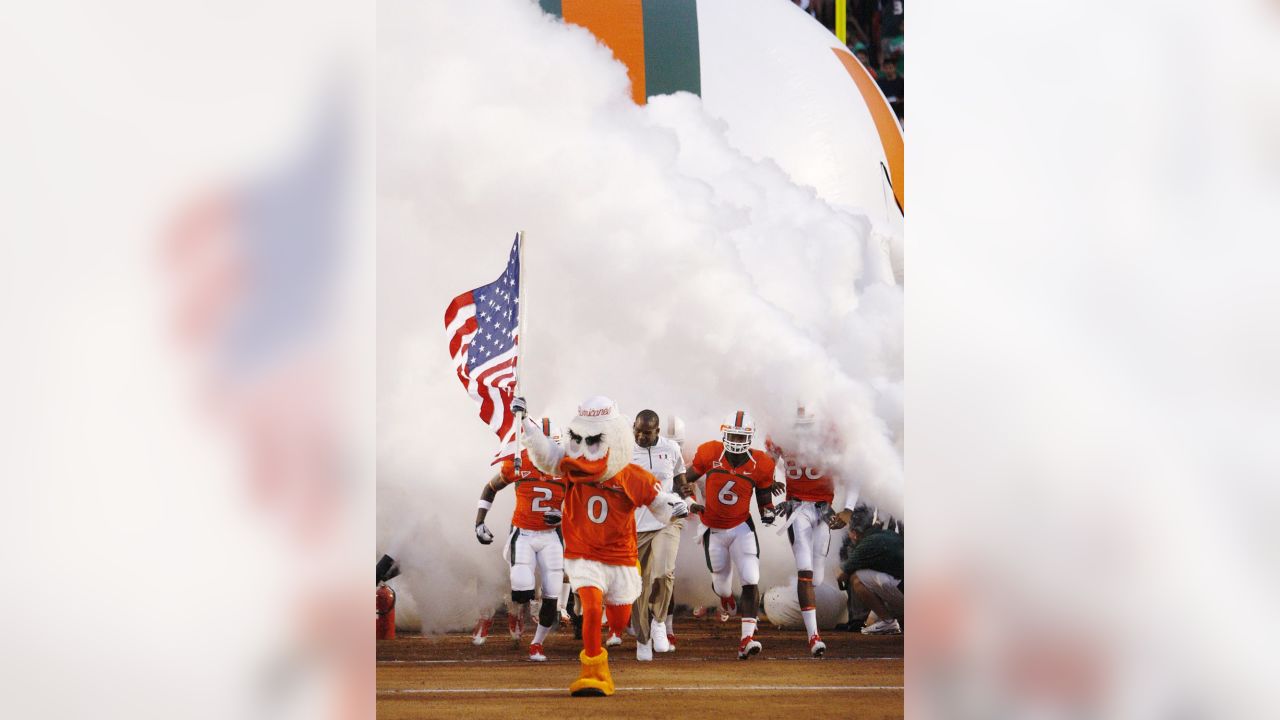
[531,487,555,513]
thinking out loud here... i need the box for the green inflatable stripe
[538,0,562,18]
[642,0,701,98]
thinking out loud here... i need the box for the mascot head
[560,395,634,484]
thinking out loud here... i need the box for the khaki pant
[632,518,684,643]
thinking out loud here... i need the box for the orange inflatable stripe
[562,0,648,105]
[832,48,904,213]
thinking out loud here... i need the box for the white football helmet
[795,404,817,427]
[720,410,756,454]
[538,417,562,444]
[663,415,686,448]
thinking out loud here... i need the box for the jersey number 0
[586,495,608,524]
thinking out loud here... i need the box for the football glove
[475,523,494,545]
[774,499,800,519]
[667,498,689,519]
[543,509,563,527]
[760,506,777,526]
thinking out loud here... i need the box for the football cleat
[508,613,524,640]
[604,632,623,647]
[737,636,762,660]
[471,618,492,646]
[809,635,827,657]
[691,605,708,619]
[667,634,677,652]
[718,595,737,623]
[528,643,547,662]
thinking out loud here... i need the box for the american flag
[444,234,522,463]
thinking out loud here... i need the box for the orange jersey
[765,438,836,503]
[689,440,776,530]
[499,450,567,531]
[562,464,660,566]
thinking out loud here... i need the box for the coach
[630,409,688,660]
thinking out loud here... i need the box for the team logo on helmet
[720,410,755,454]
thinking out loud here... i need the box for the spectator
[876,57,904,120]
[836,505,903,634]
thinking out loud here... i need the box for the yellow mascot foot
[569,648,614,697]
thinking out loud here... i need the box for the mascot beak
[560,450,610,484]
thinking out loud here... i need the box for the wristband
[477,499,492,510]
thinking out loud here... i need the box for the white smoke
[378,0,902,631]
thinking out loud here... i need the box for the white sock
[560,583,572,612]
[801,608,819,639]
[741,617,757,640]
[533,623,552,645]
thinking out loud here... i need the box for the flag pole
[513,230,527,471]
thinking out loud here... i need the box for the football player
[474,417,567,662]
[766,406,846,657]
[683,410,782,659]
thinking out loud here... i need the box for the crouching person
[836,506,904,634]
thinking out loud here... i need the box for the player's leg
[529,534,562,660]
[790,505,824,654]
[707,529,736,620]
[731,523,763,658]
[508,529,535,641]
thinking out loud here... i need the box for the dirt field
[377,615,903,719]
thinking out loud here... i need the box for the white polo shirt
[631,436,687,533]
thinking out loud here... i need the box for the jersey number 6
[587,495,608,524]
[717,479,739,505]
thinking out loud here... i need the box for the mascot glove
[510,396,528,417]
[475,523,494,545]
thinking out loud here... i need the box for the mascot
[515,395,689,697]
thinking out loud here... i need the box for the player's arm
[475,473,508,544]
[756,485,778,525]
[755,458,779,525]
